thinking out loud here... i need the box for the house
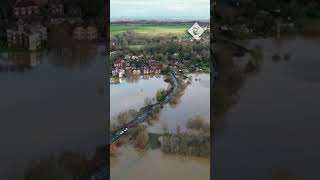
[6,20,47,51]
[13,0,40,18]
[73,25,98,41]
[118,69,125,77]
[132,69,141,75]
[131,56,138,60]
[112,68,125,77]
[149,65,161,74]
[124,55,130,60]
[48,0,64,16]
[48,0,65,24]
[114,59,125,68]
[143,66,149,75]
[148,59,157,65]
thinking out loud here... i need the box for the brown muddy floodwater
[110,75,167,120]
[110,73,210,180]
[214,36,320,180]
[0,45,107,179]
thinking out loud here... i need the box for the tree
[144,97,153,106]
[176,125,181,134]
[156,89,166,102]
[135,125,149,149]
[117,111,129,126]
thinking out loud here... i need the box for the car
[119,131,124,135]
[124,128,128,132]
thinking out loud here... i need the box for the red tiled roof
[15,0,38,7]
[114,59,125,64]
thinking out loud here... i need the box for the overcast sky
[111,0,210,21]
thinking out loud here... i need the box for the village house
[13,0,40,19]
[148,59,157,65]
[149,65,161,74]
[48,0,65,24]
[143,66,149,75]
[132,69,141,75]
[112,68,125,78]
[6,20,47,51]
[143,65,161,75]
[73,25,98,41]
[48,0,64,16]
[124,55,130,60]
[113,59,125,68]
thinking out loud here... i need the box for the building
[48,0,64,16]
[6,20,47,51]
[149,65,161,74]
[48,0,65,24]
[112,68,125,77]
[87,26,98,40]
[143,66,149,75]
[13,0,40,18]
[73,25,98,41]
[114,59,125,68]
[132,69,141,75]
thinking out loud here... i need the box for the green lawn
[110,23,191,36]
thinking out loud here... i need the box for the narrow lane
[110,70,179,143]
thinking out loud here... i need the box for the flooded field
[110,73,210,180]
[110,75,167,119]
[214,36,320,180]
[0,45,107,179]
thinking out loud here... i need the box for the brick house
[6,20,47,51]
[114,59,125,68]
[13,0,40,18]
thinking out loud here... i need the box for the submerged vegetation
[159,116,210,158]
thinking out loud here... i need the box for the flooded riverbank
[110,73,210,180]
[214,36,320,180]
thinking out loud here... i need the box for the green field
[110,23,191,36]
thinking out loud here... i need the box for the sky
[110,0,210,21]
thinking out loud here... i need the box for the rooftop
[14,0,38,7]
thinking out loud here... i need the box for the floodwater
[110,75,167,120]
[0,45,107,179]
[110,73,210,180]
[214,36,320,180]
[149,73,210,133]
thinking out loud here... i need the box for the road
[110,70,179,143]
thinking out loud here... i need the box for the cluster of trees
[110,110,138,131]
[186,115,210,134]
[169,76,190,108]
[129,124,149,149]
[160,116,210,157]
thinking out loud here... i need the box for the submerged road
[110,70,179,143]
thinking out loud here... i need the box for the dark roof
[14,0,38,7]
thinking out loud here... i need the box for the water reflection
[214,36,320,180]
[0,44,103,74]
[48,43,99,69]
[0,45,107,179]
[0,52,44,72]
